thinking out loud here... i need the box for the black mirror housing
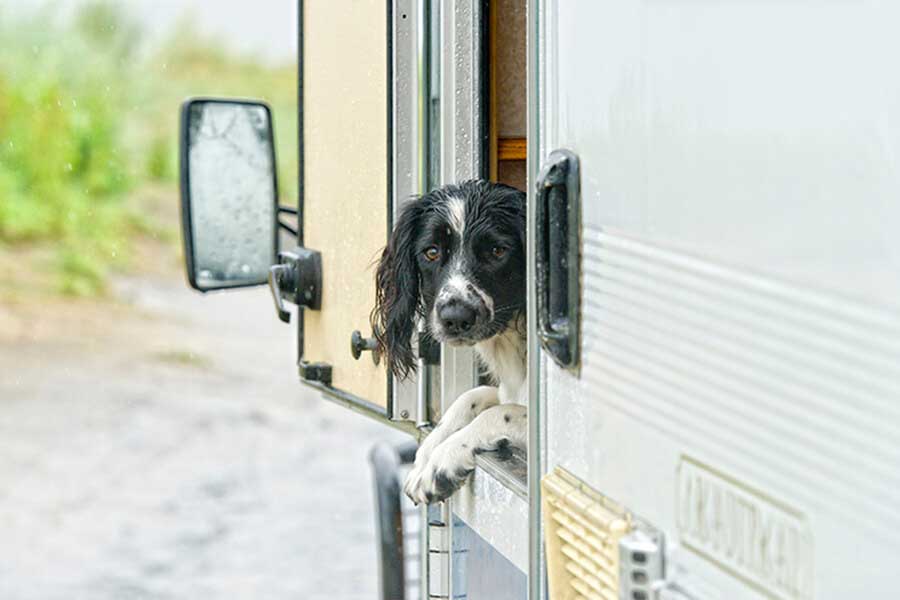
[179,97,279,292]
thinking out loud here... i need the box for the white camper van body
[187,2,900,598]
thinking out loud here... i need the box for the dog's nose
[439,303,477,335]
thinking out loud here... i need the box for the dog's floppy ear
[372,200,422,379]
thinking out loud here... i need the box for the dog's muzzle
[437,301,478,336]
[433,289,493,344]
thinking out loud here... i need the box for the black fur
[372,199,425,378]
[372,180,526,378]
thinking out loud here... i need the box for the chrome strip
[475,449,528,501]
[392,0,425,425]
[437,2,484,595]
[526,0,545,598]
[438,0,481,420]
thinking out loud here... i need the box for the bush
[0,1,298,296]
[0,2,136,293]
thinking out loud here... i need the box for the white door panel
[541,2,900,598]
[548,1,900,304]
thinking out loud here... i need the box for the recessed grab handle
[535,149,581,369]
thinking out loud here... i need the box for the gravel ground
[0,274,407,600]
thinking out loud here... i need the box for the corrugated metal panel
[580,224,900,541]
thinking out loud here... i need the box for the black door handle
[351,330,381,365]
[535,149,581,369]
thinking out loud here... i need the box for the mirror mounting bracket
[277,205,299,237]
[268,247,323,323]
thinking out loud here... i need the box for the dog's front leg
[403,386,499,501]
[407,403,527,505]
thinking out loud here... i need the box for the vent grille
[542,467,632,600]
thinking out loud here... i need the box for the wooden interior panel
[498,137,527,161]
[490,0,527,190]
[498,159,527,192]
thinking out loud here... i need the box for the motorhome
[178,2,900,598]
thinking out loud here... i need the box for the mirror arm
[278,220,298,237]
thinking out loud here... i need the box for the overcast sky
[16,0,298,63]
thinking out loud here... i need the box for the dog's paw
[405,437,476,505]
[403,462,426,502]
[403,441,435,501]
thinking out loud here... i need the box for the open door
[296,1,392,414]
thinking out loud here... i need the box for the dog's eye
[424,246,441,262]
[491,246,508,259]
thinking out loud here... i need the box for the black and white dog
[372,180,527,505]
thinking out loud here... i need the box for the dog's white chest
[475,322,526,405]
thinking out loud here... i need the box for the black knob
[351,330,381,365]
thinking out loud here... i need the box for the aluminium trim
[526,0,545,598]
[391,0,425,424]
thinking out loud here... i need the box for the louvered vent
[542,467,633,600]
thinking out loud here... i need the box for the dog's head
[372,180,526,378]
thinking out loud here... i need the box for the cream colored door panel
[301,0,389,408]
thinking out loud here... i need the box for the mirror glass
[181,99,278,290]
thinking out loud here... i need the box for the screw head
[400,410,409,419]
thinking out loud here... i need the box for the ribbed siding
[580,225,900,544]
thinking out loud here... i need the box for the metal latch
[268,247,322,323]
[620,528,665,600]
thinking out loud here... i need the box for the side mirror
[179,98,279,291]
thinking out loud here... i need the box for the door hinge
[299,360,332,385]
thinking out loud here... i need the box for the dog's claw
[403,436,476,505]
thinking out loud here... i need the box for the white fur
[475,316,526,404]
[405,403,527,505]
[402,386,498,501]
[404,316,527,504]
[443,196,466,236]
[435,272,495,320]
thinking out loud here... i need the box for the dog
[372,180,527,505]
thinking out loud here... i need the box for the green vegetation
[0,2,297,296]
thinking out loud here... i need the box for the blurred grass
[0,1,297,297]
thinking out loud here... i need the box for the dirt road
[0,272,406,600]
